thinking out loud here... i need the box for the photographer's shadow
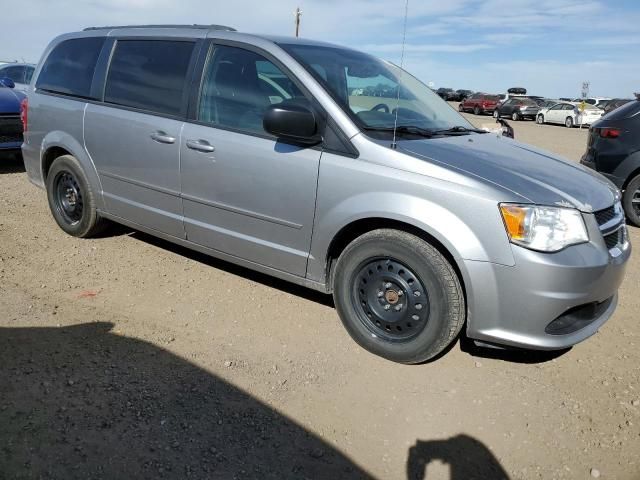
[407,435,510,480]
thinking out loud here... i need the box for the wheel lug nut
[394,305,402,311]
[384,283,392,289]
[377,291,384,298]
[384,305,391,311]
[397,291,403,297]
[414,291,420,297]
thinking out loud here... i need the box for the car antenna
[391,0,410,150]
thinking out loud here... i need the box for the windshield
[279,43,473,132]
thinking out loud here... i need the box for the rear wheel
[473,106,481,115]
[565,117,574,128]
[536,114,544,124]
[623,174,640,227]
[46,155,107,238]
[493,110,499,119]
[332,229,465,364]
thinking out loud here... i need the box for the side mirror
[0,77,15,89]
[496,118,514,139]
[263,101,320,145]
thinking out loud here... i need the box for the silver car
[22,25,631,363]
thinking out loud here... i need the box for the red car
[459,93,501,115]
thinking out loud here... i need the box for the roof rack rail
[83,24,236,32]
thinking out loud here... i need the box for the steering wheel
[370,103,390,113]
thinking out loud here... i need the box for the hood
[0,87,25,114]
[398,133,618,212]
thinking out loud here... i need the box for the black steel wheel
[352,258,429,342]
[53,171,84,225]
[46,155,107,237]
[333,229,465,364]
[623,174,640,227]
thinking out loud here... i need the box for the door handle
[186,139,215,153]
[150,131,176,144]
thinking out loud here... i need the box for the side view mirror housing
[263,101,321,145]
[0,77,15,89]
[496,118,514,139]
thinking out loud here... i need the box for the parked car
[493,97,540,121]
[572,97,611,108]
[459,93,500,115]
[532,98,560,108]
[436,87,456,100]
[0,63,35,93]
[22,26,630,363]
[581,97,640,226]
[559,97,573,102]
[536,102,603,128]
[0,78,26,157]
[603,98,633,115]
[453,89,473,101]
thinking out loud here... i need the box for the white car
[536,102,603,128]
[0,63,35,93]
[571,97,611,108]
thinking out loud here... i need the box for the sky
[1,0,639,98]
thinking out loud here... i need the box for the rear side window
[104,40,195,116]
[604,100,640,120]
[1,65,25,83]
[36,37,105,99]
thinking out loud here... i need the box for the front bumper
[464,216,631,350]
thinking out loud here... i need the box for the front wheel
[458,103,464,112]
[473,106,481,115]
[46,155,107,238]
[332,230,465,364]
[536,115,544,124]
[565,117,574,128]
[623,174,640,227]
[511,112,520,121]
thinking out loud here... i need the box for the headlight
[499,204,589,252]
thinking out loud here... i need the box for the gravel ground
[1,113,639,480]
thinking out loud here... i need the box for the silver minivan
[22,25,631,363]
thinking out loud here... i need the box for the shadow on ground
[407,435,510,480]
[0,153,25,174]
[0,323,371,479]
[459,334,571,364]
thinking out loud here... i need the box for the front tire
[536,114,544,124]
[458,103,464,112]
[511,111,520,121]
[332,229,465,364]
[623,174,640,227]
[565,117,574,128]
[46,155,106,238]
[473,106,481,115]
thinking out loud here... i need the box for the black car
[581,97,640,226]
[453,89,473,101]
[436,88,456,100]
[493,97,540,121]
[603,98,633,115]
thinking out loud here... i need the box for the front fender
[307,191,515,286]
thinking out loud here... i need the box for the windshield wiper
[363,125,434,137]
[429,126,488,135]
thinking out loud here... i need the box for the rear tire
[493,111,499,119]
[46,155,107,238]
[473,106,481,115]
[623,174,640,227]
[458,103,464,112]
[536,114,544,124]
[565,117,574,128]
[332,229,465,364]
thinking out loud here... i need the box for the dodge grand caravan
[22,25,631,364]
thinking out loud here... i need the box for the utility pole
[294,7,302,37]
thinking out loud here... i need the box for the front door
[180,44,321,276]
[85,39,197,237]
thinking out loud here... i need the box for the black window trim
[185,38,358,158]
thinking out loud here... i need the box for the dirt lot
[1,115,639,480]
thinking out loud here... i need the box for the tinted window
[604,100,640,120]
[1,66,25,83]
[105,40,195,116]
[36,37,105,98]
[24,66,34,84]
[198,45,304,135]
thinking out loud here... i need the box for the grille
[604,228,624,250]
[0,116,23,145]
[594,206,616,226]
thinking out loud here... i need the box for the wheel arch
[40,132,105,210]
